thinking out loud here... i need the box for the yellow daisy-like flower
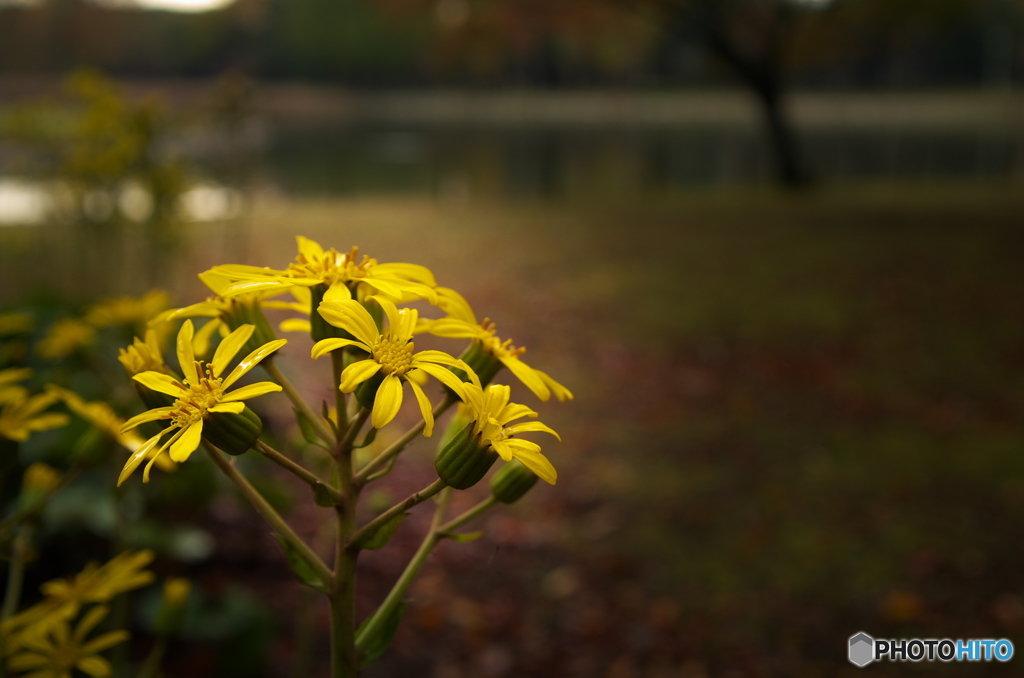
[1,550,154,645]
[150,271,305,356]
[83,290,169,329]
[36,318,96,359]
[311,297,478,436]
[0,367,33,404]
[6,605,129,678]
[424,287,572,402]
[463,383,559,485]
[116,329,167,376]
[117,320,286,484]
[0,390,69,442]
[207,236,439,305]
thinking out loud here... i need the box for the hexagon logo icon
[849,632,875,667]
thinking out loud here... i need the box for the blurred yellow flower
[118,321,285,484]
[162,578,191,610]
[312,297,476,436]
[36,319,96,359]
[424,287,573,402]
[48,386,176,473]
[207,236,438,304]
[22,462,60,494]
[0,367,32,404]
[117,329,167,376]
[6,605,129,678]
[0,311,34,336]
[84,290,169,329]
[2,550,154,644]
[0,390,69,442]
[463,383,559,485]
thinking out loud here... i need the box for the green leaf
[357,602,409,669]
[441,530,484,543]
[295,407,328,448]
[354,512,408,551]
[272,535,328,591]
[354,427,377,449]
[312,482,337,508]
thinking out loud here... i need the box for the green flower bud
[435,420,497,490]
[489,459,539,504]
[203,406,262,455]
[454,340,503,388]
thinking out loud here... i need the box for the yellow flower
[83,290,169,329]
[0,367,33,404]
[162,578,191,610]
[463,383,559,485]
[207,236,438,305]
[116,330,166,376]
[150,271,302,356]
[47,386,176,473]
[6,605,129,678]
[2,550,154,645]
[0,390,69,442]
[22,462,60,494]
[311,297,477,436]
[118,320,286,484]
[36,319,95,359]
[425,287,572,402]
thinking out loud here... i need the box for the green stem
[331,352,349,443]
[338,408,370,454]
[1,524,31,623]
[438,496,499,534]
[264,358,336,446]
[353,395,456,486]
[348,479,447,548]
[254,440,342,505]
[355,489,451,651]
[137,638,167,678]
[205,443,332,585]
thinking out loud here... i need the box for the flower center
[372,337,414,377]
[479,319,525,359]
[286,246,376,286]
[170,362,224,427]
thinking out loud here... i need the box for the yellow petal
[221,382,282,402]
[536,369,574,402]
[223,339,288,389]
[425,318,480,339]
[415,362,469,400]
[311,338,367,360]
[208,402,245,414]
[296,235,325,260]
[192,318,223,357]
[504,440,557,485]
[279,318,311,333]
[212,324,256,377]
[132,372,184,398]
[176,320,197,383]
[77,655,114,677]
[374,262,437,286]
[322,282,353,302]
[317,300,378,346]
[505,421,561,441]
[371,375,403,429]
[169,420,202,463]
[338,359,381,393]
[118,433,163,486]
[501,356,550,401]
[81,630,130,656]
[407,377,434,437]
[120,407,173,433]
[222,279,296,297]
[359,277,404,300]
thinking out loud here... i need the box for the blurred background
[1,0,1023,676]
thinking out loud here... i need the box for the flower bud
[454,340,502,388]
[489,459,539,504]
[155,577,191,636]
[435,420,497,490]
[222,298,278,357]
[203,406,262,455]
